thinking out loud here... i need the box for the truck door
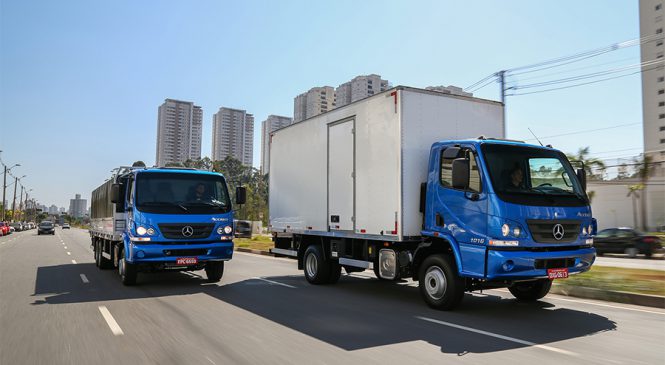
[328,119,355,231]
[431,145,488,277]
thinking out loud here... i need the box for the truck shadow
[32,264,617,355]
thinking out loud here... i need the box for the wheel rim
[424,266,447,300]
[305,253,318,278]
[119,258,125,277]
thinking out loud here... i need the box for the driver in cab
[187,183,211,201]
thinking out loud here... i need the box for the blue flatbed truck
[269,86,596,310]
[89,166,245,285]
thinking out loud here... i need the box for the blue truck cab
[415,138,596,308]
[90,166,246,285]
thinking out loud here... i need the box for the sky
[0,0,642,208]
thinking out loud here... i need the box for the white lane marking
[67,252,71,255]
[417,316,578,357]
[98,306,124,336]
[72,260,77,264]
[235,251,296,263]
[252,277,297,288]
[80,274,89,283]
[206,356,217,365]
[490,289,665,316]
[64,246,68,249]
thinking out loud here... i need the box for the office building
[293,86,336,122]
[48,205,58,215]
[212,107,254,166]
[260,115,293,174]
[155,99,203,166]
[335,74,390,107]
[69,194,87,219]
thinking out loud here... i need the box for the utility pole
[2,166,6,221]
[11,177,17,222]
[498,70,507,137]
[19,185,24,222]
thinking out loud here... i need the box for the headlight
[582,227,588,235]
[513,227,521,237]
[224,225,233,234]
[147,228,155,235]
[588,224,593,235]
[501,224,510,237]
[136,226,147,235]
[217,227,224,234]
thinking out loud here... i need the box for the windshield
[135,172,231,214]
[481,144,588,207]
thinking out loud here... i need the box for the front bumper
[485,246,596,280]
[126,241,235,264]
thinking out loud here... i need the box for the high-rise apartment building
[641,0,665,171]
[293,86,336,122]
[69,194,87,218]
[212,107,254,166]
[155,99,203,167]
[48,205,58,215]
[260,115,293,174]
[335,74,390,108]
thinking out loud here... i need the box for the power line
[465,73,497,91]
[505,56,638,84]
[522,122,641,141]
[505,68,648,96]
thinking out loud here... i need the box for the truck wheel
[96,241,112,269]
[508,279,552,301]
[119,255,138,285]
[418,254,464,310]
[303,245,331,284]
[205,261,225,282]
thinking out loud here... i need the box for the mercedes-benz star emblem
[552,224,565,241]
[182,226,194,237]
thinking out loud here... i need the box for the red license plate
[176,257,198,265]
[547,268,569,279]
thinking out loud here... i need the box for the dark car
[38,221,55,235]
[234,220,252,238]
[594,228,663,258]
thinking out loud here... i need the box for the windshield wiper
[141,201,188,211]
[186,201,227,209]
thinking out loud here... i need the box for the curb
[235,247,273,256]
[232,248,665,309]
[551,285,665,309]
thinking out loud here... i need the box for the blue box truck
[90,166,246,285]
[269,86,596,310]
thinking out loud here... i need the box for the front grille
[158,224,214,239]
[163,249,208,256]
[527,220,580,243]
[534,258,576,269]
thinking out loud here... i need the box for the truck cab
[90,167,246,285]
[416,139,596,307]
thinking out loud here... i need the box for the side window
[127,178,134,206]
[440,148,482,192]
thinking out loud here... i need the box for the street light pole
[11,177,18,222]
[19,185,24,222]
[2,163,20,221]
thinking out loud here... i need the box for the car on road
[37,221,55,235]
[62,223,70,229]
[234,220,252,238]
[9,222,24,232]
[0,222,10,236]
[594,227,663,258]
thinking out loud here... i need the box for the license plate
[547,268,569,279]
[175,257,198,265]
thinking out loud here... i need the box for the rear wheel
[418,254,465,310]
[205,261,225,282]
[509,279,552,301]
[303,245,332,284]
[95,241,112,269]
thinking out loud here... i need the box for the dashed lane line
[252,277,297,288]
[98,306,124,336]
[71,259,77,264]
[80,274,89,283]
[417,316,578,357]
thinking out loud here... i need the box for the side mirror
[110,184,121,203]
[452,158,470,190]
[235,186,247,205]
[576,168,587,192]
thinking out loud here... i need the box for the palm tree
[633,154,653,231]
[566,147,606,180]
[627,185,641,229]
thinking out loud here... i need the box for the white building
[335,74,390,108]
[261,115,293,175]
[293,86,336,122]
[69,194,87,219]
[212,107,254,166]
[48,205,58,215]
[155,99,203,167]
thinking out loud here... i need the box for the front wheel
[119,256,138,285]
[303,245,333,284]
[205,261,225,282]
[418,254,465,310]
[509,279,552,301]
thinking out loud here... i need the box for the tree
[566,147,606,180]
[632,154,653,231]
[132,161,146,167]
[627,185,642,229]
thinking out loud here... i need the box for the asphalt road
[1,228,664,365]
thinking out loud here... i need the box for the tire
[418,254,465,310]
[118,252,138,285]
[96,241,112,269]
[625,247,638,258]
[303,245,332,284]
[508,279,552,301]
[205,261,225,283]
